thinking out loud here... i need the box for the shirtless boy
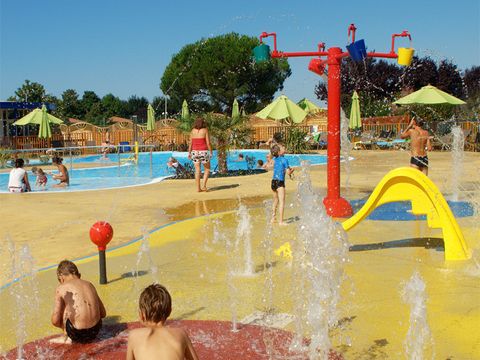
[51,260,106,343]
[127,284,198,360]
[401,117,432,175]
[52,156,69,187]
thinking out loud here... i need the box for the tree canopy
[160,33,291,115]
[314,56,477,119]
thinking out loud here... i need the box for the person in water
[8,158,31,192]
[167,157,187,178]
[34,167,48,187]
[401,117,432,175]
[188,117,212,192]
[51,260,106,343]
[126,283,198,360]
[52,156,69,187]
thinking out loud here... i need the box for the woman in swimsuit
[52,156,70,187]
[188,117,212,192]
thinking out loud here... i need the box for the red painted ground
[5,320,343,359]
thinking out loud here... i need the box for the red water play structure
[254,24,413,217]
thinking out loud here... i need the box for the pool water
[0,150,328,192]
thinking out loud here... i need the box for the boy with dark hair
[51,260,106,343]
[127,284,198,360]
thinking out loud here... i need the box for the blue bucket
[252,44,271,63]
[346,39,367,62]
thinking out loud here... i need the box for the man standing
[401,117,432,175]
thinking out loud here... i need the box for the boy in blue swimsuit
[270,145,294,225]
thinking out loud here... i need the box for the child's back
[51,260,106,343]
[128,326,195,360]
[58,277,104,329]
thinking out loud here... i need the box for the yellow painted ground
[1,150,479,358]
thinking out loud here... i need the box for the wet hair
[193,117,206,130]
[139,283,172,323]
[238,153,244,159]
[272,132,283,143]
[57,260,80,277]
[37,168,45,175]
[52,156,63,165]
[257,159,264,166]
[14,158,24,168]
[270,144,280,158]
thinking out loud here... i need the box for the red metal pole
[323,47,353,217]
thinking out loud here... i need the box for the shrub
[285,127,309,154]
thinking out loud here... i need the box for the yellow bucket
[397,47,414,66]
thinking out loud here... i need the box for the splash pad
[2,160,479,359]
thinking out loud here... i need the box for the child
[127,284,198,360]
[270,145,294,226]
[51,260,106,343]
[35,168,48,187]
[262,153,274,170]
[257,159,264,168]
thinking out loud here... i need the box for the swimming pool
[0,150,328,193]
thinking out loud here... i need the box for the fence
[2,118,479,152]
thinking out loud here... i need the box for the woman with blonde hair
[188,117,212,192]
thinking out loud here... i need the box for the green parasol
[256,95,307,124]
[349,91,362,130]
[147,104,156,131]
[297,98,321,114]
[232,99,240,119]
[181,100,190,120]
[394,85,466,105]
[13,105,63,139]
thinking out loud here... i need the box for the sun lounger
[353,131,376,150]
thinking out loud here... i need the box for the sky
[1,0,479,105]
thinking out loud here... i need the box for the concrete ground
[1,150,479,359]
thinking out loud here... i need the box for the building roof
[0,101,56,111]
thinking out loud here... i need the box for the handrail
[1,145,155,154]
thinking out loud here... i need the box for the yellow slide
[342,167,470,261]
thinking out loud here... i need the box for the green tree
[437,60,464,99]
[464,66,480,98]
[58,89,82,119]
[402,56,439,90]
[13,80,47,102]
[85,102,107,125]
[461,66,480,120]
[101,93,125,119]
[315,58,402,117]
[80,91,101,121]
[160,33,291,114]
[125,96,149,122]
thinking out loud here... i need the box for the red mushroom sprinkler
[253,24,413,217]
[89,221,113,284]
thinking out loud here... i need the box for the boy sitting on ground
[51,260,106,343]
[127,283,198,360]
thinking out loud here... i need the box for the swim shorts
[66,319,102,343]
[191,150,211,164]
[410,156,428,168]
[8,186,24,193]
[271,179,285,191]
